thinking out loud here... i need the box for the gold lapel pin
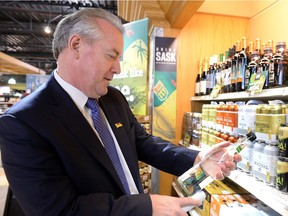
[115,123,123,128]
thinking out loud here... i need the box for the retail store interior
[1,0,288,215]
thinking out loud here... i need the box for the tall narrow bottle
[206,57,213,95]
[200,58,209,95]
[255,38,262,57]
[261,47,274,89]
[177,132,257,196]
[231,41,240,92]
[216,53,224,94]
[195,61,202,96]
[247,51,261,91]
[244,43,254,91]
[238,37,248,91]
[273,41,287,87]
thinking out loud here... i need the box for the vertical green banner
[153,37,177,141]
[110,18,148,116]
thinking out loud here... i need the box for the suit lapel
[46,76,127,193]
[98,96,143,192]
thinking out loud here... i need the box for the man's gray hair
[52,8,123,60]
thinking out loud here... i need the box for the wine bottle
[200,58,208,95]
[195,61,202,96]
[273,41,287,87]
[255,38,261,55]
[261,46,274,89]
[223,49,232,93]
[216,53,224,94]
[238,37,248,91]
[244,42,254,91]
[206,57,213,95]
[247,51,261,91]
[231,41,240,92]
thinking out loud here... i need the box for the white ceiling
[197,0,279,18]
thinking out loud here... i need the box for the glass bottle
[206,57,214,95]
[200,57,209,95]
[223,50,231,93]
[177,132,256,196]
[231,42,240,92]
[255,38,261,54]
[244,42,254,90]
[273,42,288,87]
[216,53,224,94]
[238,37,248,91]
[261,47,274,89]
[195,60,202,96]
[246,51,261,91]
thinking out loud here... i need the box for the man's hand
[195,141,242,179]
[150,194,202,216]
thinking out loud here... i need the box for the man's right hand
[150,194,202,216]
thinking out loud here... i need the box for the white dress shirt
[54,70,139,194]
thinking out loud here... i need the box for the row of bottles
[200,127,287,192]
[195,38,288,96]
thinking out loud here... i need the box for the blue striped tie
[86,98,130,194]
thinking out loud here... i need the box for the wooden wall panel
[249,0,288,45]
[159,14,249,196]
[175,13,249,142]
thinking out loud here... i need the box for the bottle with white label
[252,140,266,181]
[237,136,255,175]
[178,132,257,196]
[263,140,279,186]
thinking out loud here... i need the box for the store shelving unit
[186,87,288,215]
[228,170,288,216]
[0,95,19,114]
[191,87,288,112]
[136,115,152,193]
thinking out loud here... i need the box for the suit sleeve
[0,115,152,216]
[108,87,200,176]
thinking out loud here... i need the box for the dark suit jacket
[0,74,199,216]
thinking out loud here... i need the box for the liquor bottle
[200,57,209,95]
[238,37,248,91]
[178,132,256,197]
[206,57,213,95]
[261,47,274,89]
[267,40,273,48]
[216,53,224,94]
[247,41,254,62]
[244,42,254,91]
[231,42,240,92]
[255,38,261,53]
[195,61,202,96]
[212,55,218,91]
[223,49,232,93]
[246,51,261,91]
[273,41,288,87]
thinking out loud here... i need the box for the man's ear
[68,35,81,59]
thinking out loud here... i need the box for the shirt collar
[53,70,88,110]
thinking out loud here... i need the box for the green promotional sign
[110,18,148,116]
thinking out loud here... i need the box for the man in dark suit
[0,8,240,216]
